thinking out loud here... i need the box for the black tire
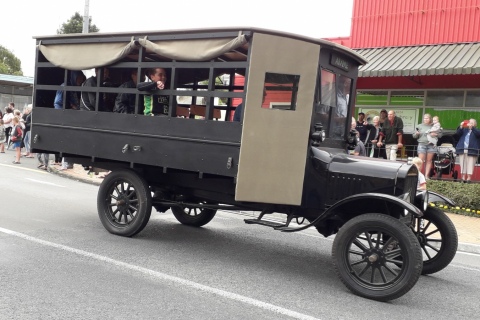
[171,204,217,227]
[412,207,458,275]
[332,213,423,302]
[97,169,152,237]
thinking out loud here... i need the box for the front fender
[325,192,423,218]
[427,191,456,207]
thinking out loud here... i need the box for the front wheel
[171,204,217,227]
[97,169,152,237]
[413,207,458,275]
[332,213,423,301]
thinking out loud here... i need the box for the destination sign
[331,54,350,71]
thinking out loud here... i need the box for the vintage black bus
[31,27,457,301]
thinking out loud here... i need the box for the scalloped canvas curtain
[137,34,247,61]
[38,39,137,70]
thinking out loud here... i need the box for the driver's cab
[234,34,365,205]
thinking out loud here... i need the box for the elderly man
[377,110,404,161]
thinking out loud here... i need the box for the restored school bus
[31,27,458,301]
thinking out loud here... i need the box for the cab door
[235,33,320,206]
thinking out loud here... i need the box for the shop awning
[355,42,480,77]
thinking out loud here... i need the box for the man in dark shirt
[356,112,369,143]
[113,69,141,114]
[377,110,404,161]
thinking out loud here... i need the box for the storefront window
[465,90,480,107]
[426,90,463,107]
[390,91,424,106]
[356,91,388,105]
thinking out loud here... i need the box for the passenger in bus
[113,69,141,114]
[80,67,110,112]
[54,71,86,110]
[137,67,171,116]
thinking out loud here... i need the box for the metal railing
[364,144,480,181]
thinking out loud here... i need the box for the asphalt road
[1,157,480,320]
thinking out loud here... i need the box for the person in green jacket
[137,68,170,116]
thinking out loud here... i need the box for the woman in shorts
[413,114,441,179]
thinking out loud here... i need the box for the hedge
[427,180,480,217]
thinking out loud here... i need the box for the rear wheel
[97,169,152,237]
[171,204,217,227]
[412,207,458,275]
[332,213,422,301]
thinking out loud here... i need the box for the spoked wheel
[412,207,458,275]
[97,169,152,237]
[171,203,217,227]
[332,214,422,301]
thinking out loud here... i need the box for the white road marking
[0,163,49,174]
[0,227,321,320]
[25,178,66,187]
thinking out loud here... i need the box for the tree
[0,45,22,75]
[57,12,99,34]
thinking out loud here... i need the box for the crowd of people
[352,109,480,185]
[0,102,33,164]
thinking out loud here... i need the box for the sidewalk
[48,163,480,254]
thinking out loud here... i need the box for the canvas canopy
[38,39,138,70]
[38,34,247,70]
[137,34,247,61]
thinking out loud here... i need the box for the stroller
[433,135,458,180]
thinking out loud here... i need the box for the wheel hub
[365,249,385,266]
[116,195,129,209]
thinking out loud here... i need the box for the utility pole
[82,0,90,34]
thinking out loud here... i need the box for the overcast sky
[1,0,354,77]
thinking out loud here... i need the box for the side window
[263,72,300,111]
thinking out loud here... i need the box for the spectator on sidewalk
[37,153,50,171]
[10,116,24,164]
[0,119,5,153]
[2,104,14,150]
[22,104,33,158]
[456,118,480,183]
[377,110,404,161]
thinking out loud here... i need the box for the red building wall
[351,0,480,48]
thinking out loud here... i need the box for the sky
[1,0,354,77]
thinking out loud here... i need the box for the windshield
[316,69,352,139]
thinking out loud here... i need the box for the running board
[244,219,287,228]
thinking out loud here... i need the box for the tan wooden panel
[235,33,320,205]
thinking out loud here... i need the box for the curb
[49,166,101,186]
[457,242,480,254]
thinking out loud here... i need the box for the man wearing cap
[379,109,388,127]
[377,110,404,161]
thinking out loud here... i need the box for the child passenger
[426,116,441,145]
[412,157,427,190]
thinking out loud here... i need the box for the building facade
[328,0,480,134]
[0,74,33,110]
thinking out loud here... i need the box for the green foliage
[0,45,22,75]
[57,12,100,34]
[428,180,480,217]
